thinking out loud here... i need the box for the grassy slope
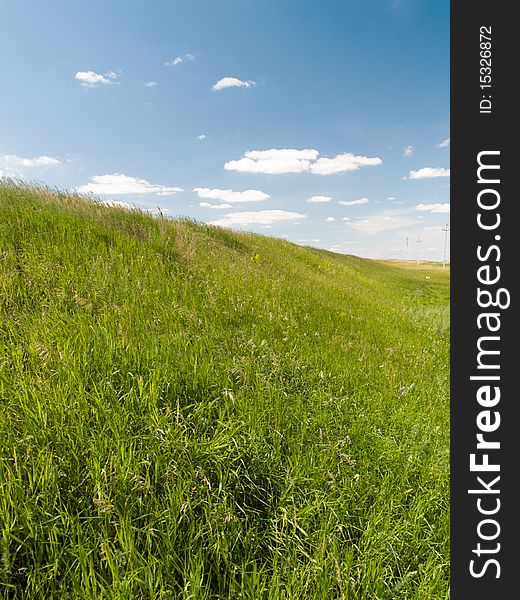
[0,184,449,599]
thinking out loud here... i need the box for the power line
[442,223,450,267]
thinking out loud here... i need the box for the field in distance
[0,183,449,599]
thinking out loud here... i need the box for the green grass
[0,182,449,599]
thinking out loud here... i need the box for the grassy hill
[0,182,449,599]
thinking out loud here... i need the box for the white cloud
[165,53,195,67]
[310,152,382,175]
[75,70,119,87]
[224,148,318,174]
[387,196,396,200]
[212,77,256,91]
[246,149,318,161]
[307,195,332,204]
[199,202,232,209]
[193,187,269,203]
[1,154,60,169]
[77,174,183,196]
[415,203,450,213]
[325,216,336,222]
[197,134,207,140]
[338,198,369,206]
[0,153,61,177]
[347,209,421,235]
[438,137,450,148]
[406,167,450,179]
[144,81,158,87]
[224,148,381,176]
[342,217,350,222]
[403,146,414,157]
[211,210,306,227]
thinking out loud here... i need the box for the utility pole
[416,236,422,266]
[442,223,450,267]
[405,236,409,261]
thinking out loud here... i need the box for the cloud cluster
[347,210,420,235]
[1,154,60,169]
[0,153,61,178]
[307,195,332,204]
[193,187,269,204]
[338,198,369,206]
[406,167,450,179]
[403,146,414,157]
[225,149,317,174]
[200,202,232,209]
[212,77,256,91]
[415,203,450,213]
[311,153,382,176]
[165,53,195,67]
[75,71,119,87]
[77,174,183,196]
[224,149,382,176]
[211,210,306,227]
[438,137,450,148]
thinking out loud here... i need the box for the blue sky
[1,0,449,261]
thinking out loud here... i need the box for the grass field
[0,182,449,599]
